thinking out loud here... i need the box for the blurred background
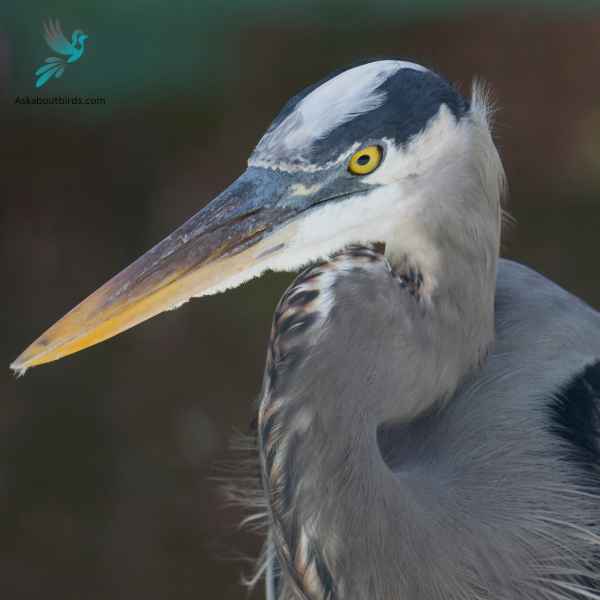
[2,1,600,598]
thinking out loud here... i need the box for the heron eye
[348,146,382,175]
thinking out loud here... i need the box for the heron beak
[11,168,304,373]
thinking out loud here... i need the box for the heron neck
[385,195,500,416]
[259,240,498,597]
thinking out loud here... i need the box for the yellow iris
[348,145,382,175]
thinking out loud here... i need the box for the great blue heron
[11,60,600,600]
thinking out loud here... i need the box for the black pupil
[357,154,370,166]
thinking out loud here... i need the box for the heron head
[11,60,504,373]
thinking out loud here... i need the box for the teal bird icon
[34,19,88,88]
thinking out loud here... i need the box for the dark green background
[3,1,600,598]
